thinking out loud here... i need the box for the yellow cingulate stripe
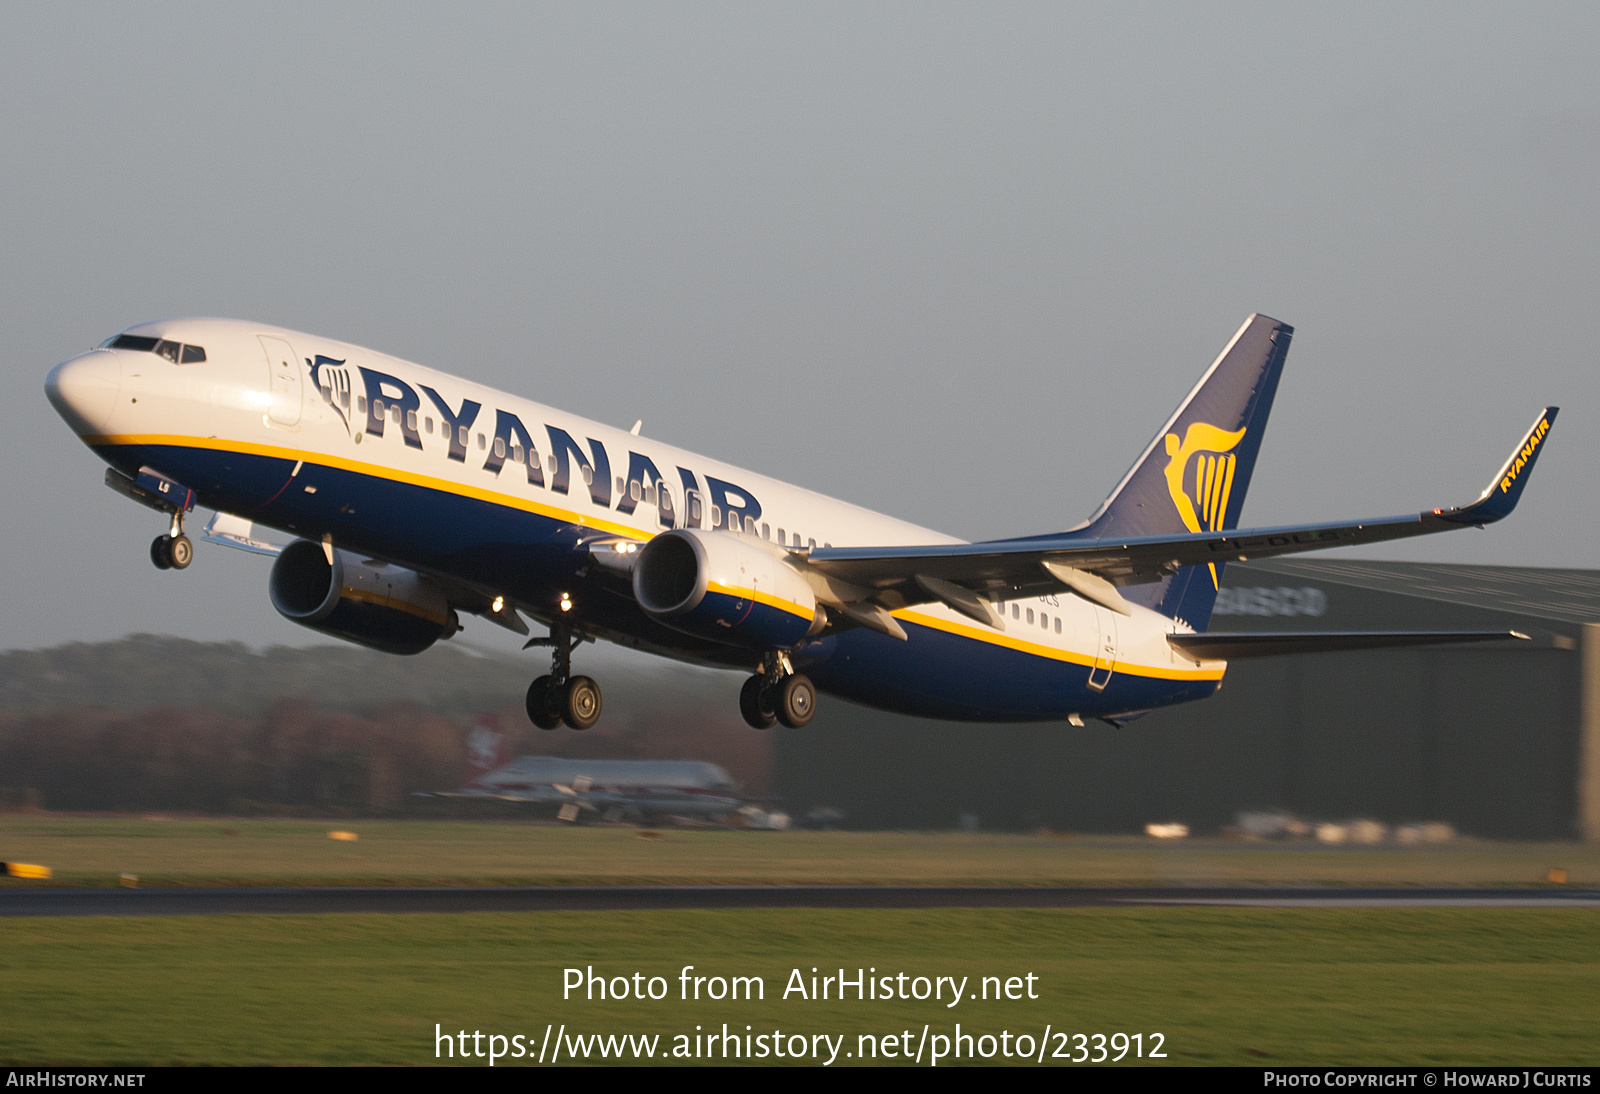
[86,433,651,542]
[890,607,1225,682]
[705,581,815,621]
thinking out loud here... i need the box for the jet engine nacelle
[269,539,460,655]
[632,529,823,650]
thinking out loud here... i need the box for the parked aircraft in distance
[45,315,1553,730]
[433,719,746,823]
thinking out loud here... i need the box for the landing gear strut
[149,510,192,571]
[524,623,601,730]
[741,651,816,730]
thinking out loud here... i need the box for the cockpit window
[103,334,206,363]
[108,334,159,352]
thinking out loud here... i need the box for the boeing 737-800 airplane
[44,315,1553,731]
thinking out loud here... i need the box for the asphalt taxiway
[1,885,1596,917]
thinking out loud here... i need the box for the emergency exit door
[1087,605,1118,691]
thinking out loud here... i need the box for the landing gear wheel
[562,676,602,730]
[168,534,193,570]
[740,674,777,729]
[150,536,173,570]
[525,675,562,730]
[774,673,816,728]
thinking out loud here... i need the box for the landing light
[559,593,573,612]
[491,595,504,613]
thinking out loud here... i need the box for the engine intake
[269,539,459,655]
[633,529,822,650]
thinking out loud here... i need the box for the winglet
[1438,407,1557,525]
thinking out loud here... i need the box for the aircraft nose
[45,350,123,435]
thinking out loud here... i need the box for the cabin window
[372,398,384,418]
[406,409,417,431]
[630,480,642,502]
[108,334,158,352]
[155,340,183,363]
[493,437,506,458]
[687,492,702,526]
[616,476,625,495]
[761,522,770,540]
[776,528,785,545]
[709,504,721,528]
[644,485,656,505]
[390,405,402,424]
[357,396,367,414]
[425,417,434,434]
[477,433,486,450]
[808,538,816,550]
[547,455,557,473]
[744,516,756,534]
[1013,604,1020,620]
[460,426,470,446]
[1055,618,1062,634]
[180,344,206,363]
[1026,608,1034,624]
[510,444,522,464]
[340,389,350,409]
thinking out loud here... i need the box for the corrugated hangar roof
[1235,559,1600,625]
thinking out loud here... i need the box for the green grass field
[2,908,1597,1065]
[1,815,1594,887]
[3,818,1595,1065]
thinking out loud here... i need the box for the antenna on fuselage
[629,420,642,435]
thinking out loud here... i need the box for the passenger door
[258,335,303,430]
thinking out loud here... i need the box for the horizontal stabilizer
[1168,630,1529,661]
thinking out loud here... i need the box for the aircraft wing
[804,408,1556,617]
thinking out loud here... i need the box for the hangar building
[774,560,1600,840]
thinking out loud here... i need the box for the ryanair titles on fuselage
[319,358,767,540]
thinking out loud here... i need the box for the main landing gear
[740,651,816,730]
[524,623,601,730]
[149,511,192,571]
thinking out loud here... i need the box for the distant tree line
[0,701,468,814]
[0,637,773,814]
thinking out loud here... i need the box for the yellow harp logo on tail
[1163,422,1247,588]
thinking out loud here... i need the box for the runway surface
[2,885,1597,917]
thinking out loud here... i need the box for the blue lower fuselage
[96,440,1221,723]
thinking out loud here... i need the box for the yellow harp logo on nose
[1163,422,1247,588]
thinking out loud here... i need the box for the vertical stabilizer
[1076,314,1293,629]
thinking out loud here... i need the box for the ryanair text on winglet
[1500,417,1551,494]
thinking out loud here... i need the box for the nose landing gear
[740,651,816,730]
[524,623,601,730]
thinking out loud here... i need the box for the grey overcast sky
[4,2,1597,658]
